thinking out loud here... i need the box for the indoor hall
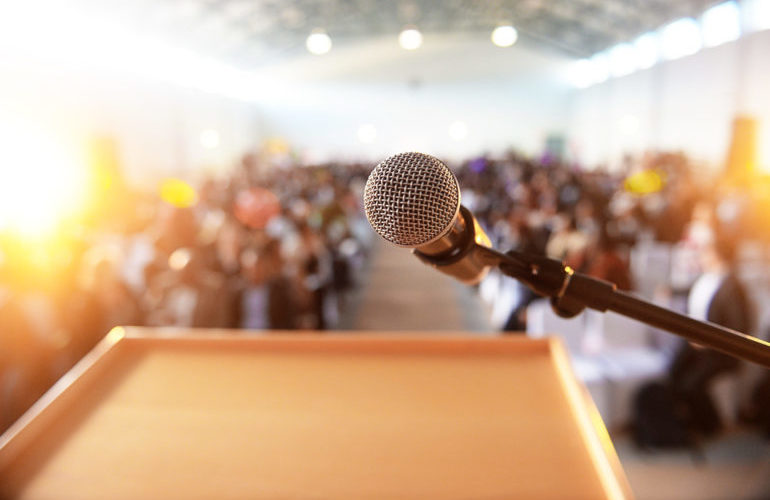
[2,1,770,498]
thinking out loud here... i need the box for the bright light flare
[399,27,423,50]
[702,1,741,47]
[568,54,610,88]
[491,25,518,47]
[0,121,88,236]
[660,18,702,60]
[306,29,332,55]
[633,32,660,70]
[608,43,637,77]
[567,59,594,88]
[589,53,610,84]
[744,0,770,32]
[0,2,263,102]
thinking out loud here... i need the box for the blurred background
[2,0,770,498]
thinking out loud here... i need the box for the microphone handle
[479,246,770,368]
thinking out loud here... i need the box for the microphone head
[364,152,460,247]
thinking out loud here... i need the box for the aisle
[352,237,492,332]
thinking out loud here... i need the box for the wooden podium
[0,328,632,499]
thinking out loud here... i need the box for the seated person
[668,232,754,436]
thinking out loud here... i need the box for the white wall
[252,34,574,163]
[568,29,770,171]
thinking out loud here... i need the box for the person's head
[696,225,737,274]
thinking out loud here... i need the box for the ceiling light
[589,53,609,84]
[633,32,660,69]
[660,18,702,60]
[702,2,741,47]
[306,29,332,55]
[608,43,636,77]
[744,0,770,32]
[399,26,423,50]
[567,59,594,88]
[491,25,518,47]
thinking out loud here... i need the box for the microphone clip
[498,251,616,318]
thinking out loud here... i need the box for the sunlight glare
[0,121,88,236]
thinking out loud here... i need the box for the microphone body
[412,205,492,284]
[363,152,492,284]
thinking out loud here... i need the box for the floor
[350,236,770,500]
[352,237,492,332]
[615,431,770,500]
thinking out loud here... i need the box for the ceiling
[76,0,723,67]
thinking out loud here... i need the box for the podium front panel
[0,328,631,499]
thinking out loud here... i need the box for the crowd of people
[2,147,769,440]
[455,150,770,444]
[0,154,373,433]
[454,151,762,325]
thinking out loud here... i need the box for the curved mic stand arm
[476,245,770,368]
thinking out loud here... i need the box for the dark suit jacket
[670,272,754,392]
[707,273,753,333]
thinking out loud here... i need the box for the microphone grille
[364,152,460,247]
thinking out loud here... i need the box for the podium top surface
[0,328,631,500]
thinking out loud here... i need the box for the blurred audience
[0,154,371,432]
[668,223,754,437]
[459,150,770,444]
[2,146,770,442]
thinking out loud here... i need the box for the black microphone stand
[419,207,770,368]
[483,245,770,368]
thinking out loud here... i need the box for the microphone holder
[472,245,770,368]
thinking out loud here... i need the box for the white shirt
[687,271,726,321]
[241,285,268,330]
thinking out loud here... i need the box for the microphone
[363,152,492,284]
